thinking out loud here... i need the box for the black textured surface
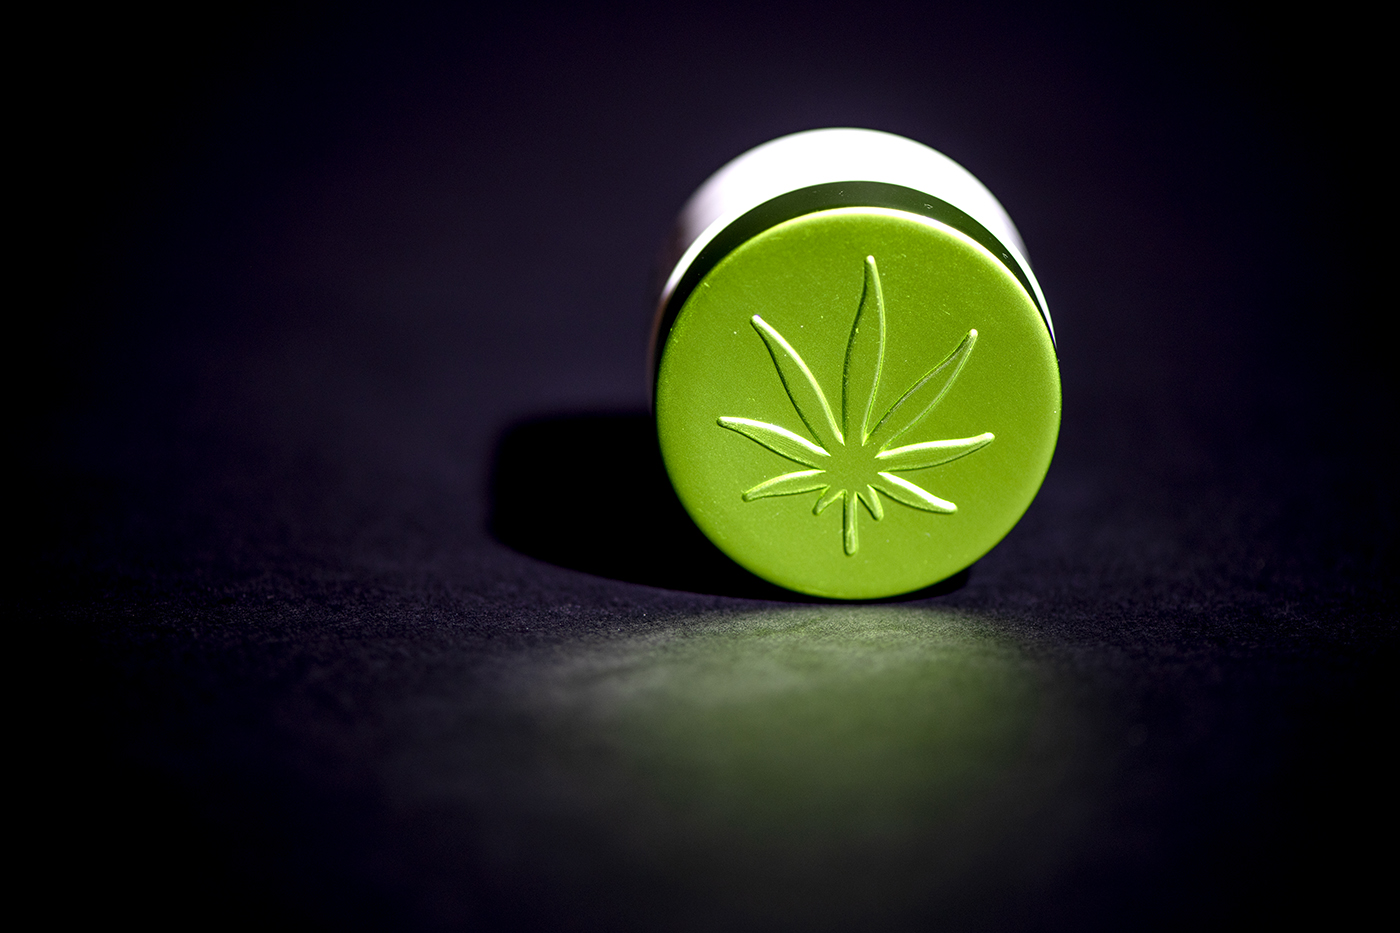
[24,4,1391,930]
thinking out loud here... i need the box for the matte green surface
[656,208,1060,598]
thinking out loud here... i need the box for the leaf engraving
[843,256,885,447]
[750,316,843,452]
[718,255,994,555]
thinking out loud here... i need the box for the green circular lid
[655,207,1060,599]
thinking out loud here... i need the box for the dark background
[23,3,1392,930]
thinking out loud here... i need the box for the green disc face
[656,207,1060,599]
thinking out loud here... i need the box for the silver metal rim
[650,129,1053,387]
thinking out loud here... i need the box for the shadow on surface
[491,411,791,598]
[490,411,969,599]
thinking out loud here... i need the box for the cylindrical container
[651,128,1059,599]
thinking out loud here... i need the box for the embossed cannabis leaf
[719,255,994,555]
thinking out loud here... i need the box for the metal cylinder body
[652,129,1060,598]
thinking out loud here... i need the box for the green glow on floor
[417,606,1095,930]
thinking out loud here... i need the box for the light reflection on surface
[414,607,1096,930]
